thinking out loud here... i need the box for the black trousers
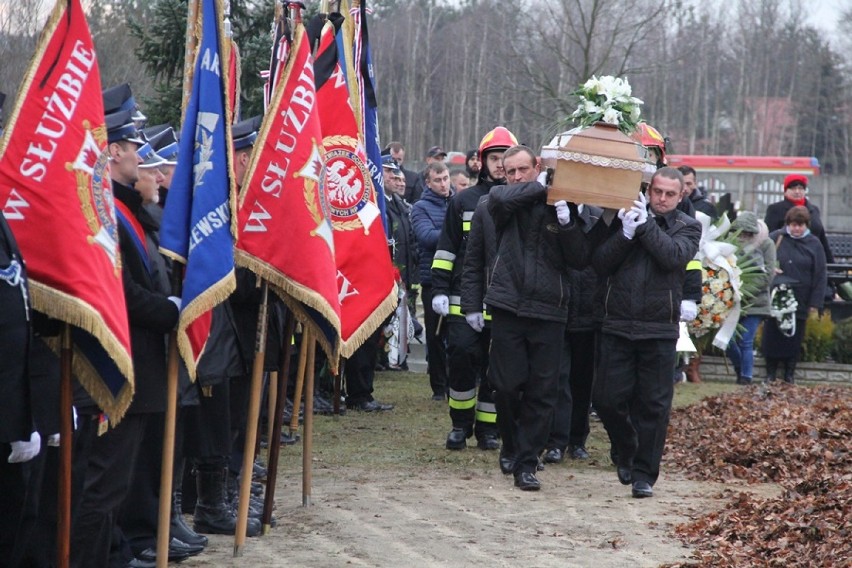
[568,330,596,448]
[0,443,28,567]
[420,285,448,396]
[185,381,232,459]
[345,330,380,403]
[545,332,572,451]
[592,333,676,486]
[447,319,497,439]
[489,309,564,474]
[70,413,147,568]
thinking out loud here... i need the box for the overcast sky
[807,1,844,36]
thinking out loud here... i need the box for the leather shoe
[127,559,156,568]
[348,399,393,412]
[569,445,590,460]
[543,448,564,464]
[445,427,471,450]
[137,536,202,562]
[476,434,500,451]
[617,467,632,485]
[513,471,541,491]
[632,480,653,498]
[498,452,516,475]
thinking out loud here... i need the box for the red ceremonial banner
[0,0,134,420]
[314,17,396,358]
[235,24,342,361]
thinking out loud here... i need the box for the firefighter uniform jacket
[431,179,499,317]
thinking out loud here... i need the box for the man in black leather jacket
[591,167,701,499]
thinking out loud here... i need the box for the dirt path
[182,463,775,567]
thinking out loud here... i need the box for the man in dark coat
[411,162,453,400]
[678,165,718,220]
[591,167,701,499]
[484,145,592,490]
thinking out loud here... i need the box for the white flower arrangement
[689,266,738,339]
[686,213,761,351]
[769,283,798,338]
[570,75,644,133]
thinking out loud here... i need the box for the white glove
[47,433,60,447]
[536,170,548,186]
[631,192,649,225]
[168,296,182,310]
[680,300,698,322]
[9,431,41,463]
[431,294,449,317]
[618,208,640,239]
[465,312,484,332]
[554,200,571,226]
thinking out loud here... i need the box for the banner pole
[301,330,316,507]
[56,324,73,568]
[262,309,296,532]
[234,281,269,556]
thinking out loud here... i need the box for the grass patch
[278,371,740,477]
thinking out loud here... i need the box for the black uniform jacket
[0,213,33,442]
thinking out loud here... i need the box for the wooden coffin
[540,122,654,210]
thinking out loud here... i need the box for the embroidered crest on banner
[321,135,380,233]
[72,122,119,273]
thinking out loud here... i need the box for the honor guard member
[70,104,182,566]
[102,83,147,127]
[431,126,518,451]
[0,211,42,564]
[183,117,265,539]
[142,124,180,215]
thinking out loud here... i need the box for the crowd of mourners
[0,83,831,567]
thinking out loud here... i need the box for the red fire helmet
[478,126,519,161]
[632,122,667,166]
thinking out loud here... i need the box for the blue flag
[348,0,389,236]
[159,0,236,379]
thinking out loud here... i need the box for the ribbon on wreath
[693,212,742,350]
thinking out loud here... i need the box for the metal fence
[699,173,852,233]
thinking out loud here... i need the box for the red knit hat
[783,174,808,189]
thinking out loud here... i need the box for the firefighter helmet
[477,126,519,161]
[632,122,667,167]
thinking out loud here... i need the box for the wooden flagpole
[156,267,184,567]
[155,326,180,568]
[262,308,296,532]
[288,331,308,436]
[266,371,278,452]
[234,281,269,556]
[56,324,73,568]
[301,330,316,506]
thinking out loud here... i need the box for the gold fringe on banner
[234,249,342,370]
[176,269,237,380]
[338,282,397,359]
[32,283,135,424]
